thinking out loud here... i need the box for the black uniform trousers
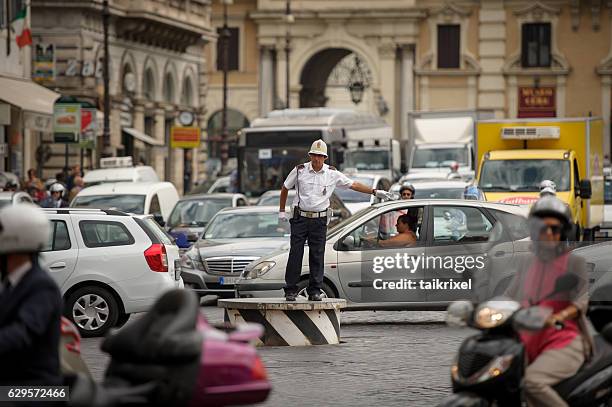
[284,215,327,296]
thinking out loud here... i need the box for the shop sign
[33,43,55,83]
[24,112,52,133]
[53,103,81,143]
[170,127,201,149]
[518,87,556,118]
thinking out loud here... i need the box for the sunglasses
[401,192,412,197]
[540,224,562,234]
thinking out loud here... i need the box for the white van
[83,157,159,186]
[71,182,179,223]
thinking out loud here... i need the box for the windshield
[334,176,374,202]
[414,188,464,199]
[327,206,372,239]
[204,212,290,239]
[480,159,570,192]
[167,199,231,228]
[412,147,467,168]
[343,150,389,171]
[72,194,146,213]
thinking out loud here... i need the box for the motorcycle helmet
[49,183,65,197]
[0,204,50,254]
[539,180,557,197]
[529,196,572,241]
[4,180,18,191]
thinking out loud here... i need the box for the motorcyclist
[540,179,557,197]
[504,196,593,407]
[41,183,69,208]
[0,204,63,386]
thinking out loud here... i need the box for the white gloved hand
[279,211,289,222]
[374,189,392,200]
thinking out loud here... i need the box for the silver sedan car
[236,199,530,309]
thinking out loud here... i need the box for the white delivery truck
[406,110,494,181]
[237,108,397,197]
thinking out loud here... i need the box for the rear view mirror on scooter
[549,273,578,298]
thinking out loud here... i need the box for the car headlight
[180,254,204,271]
[244,261,276,279]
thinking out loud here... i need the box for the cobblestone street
[81,307,472,406]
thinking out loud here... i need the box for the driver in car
[504,197,593,407]
[365,214,417,248]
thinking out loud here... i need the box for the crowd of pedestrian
[0,164,84,208]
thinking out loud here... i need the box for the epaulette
[328,166,337,170]
[297,164,305,169]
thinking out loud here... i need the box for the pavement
[81,307,472,407]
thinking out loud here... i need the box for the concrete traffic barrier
[218,298,347,346]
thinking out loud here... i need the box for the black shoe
[308,293,322,301]
[285,292,297,301]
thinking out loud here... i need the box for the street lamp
[102,0,112,157]
[284,0,293,108]
[347,55,368,105]
[220,0,233,167]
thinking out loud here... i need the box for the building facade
[206,0,612,163]
[0,0,60,180]
[31,0,214,193]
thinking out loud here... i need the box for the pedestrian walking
[279,139,391,301]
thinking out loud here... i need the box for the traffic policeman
[279,139,391,301]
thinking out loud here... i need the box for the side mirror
[332,208,342,218]
[341,235,355,250]
[446,300,474,327]
[545,273,579,300]
[153,213,165,227]
[579,179,592,199]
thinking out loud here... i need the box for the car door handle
[49,262,66,269]
[494,251,505,257]
[348,281,374,288]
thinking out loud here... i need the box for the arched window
[206,109,249,158]
[181,77,194,106]
[143,69,156,101]
[163,73,175,103]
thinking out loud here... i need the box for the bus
[237,108,395,198]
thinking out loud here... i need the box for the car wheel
[296,280,335,299]
[115,313,130,328]
[65,286,119,338]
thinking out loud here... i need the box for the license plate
[219,276,239,285]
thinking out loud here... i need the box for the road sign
[170,127,201,149]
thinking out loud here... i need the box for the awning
[0,75,60,115]
[122,127,164,146]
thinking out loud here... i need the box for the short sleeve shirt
[283,162,354,212]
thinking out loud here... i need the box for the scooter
[68,289,271,406]
[438,274,612,407]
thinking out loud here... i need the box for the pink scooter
[69,289,271,406]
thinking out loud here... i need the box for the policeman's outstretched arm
[350,182,391,199]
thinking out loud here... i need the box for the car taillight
[144,243,168,272]
[251,356,268,381]
[60,317,81,354]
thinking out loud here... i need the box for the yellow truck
[475,117,604,240]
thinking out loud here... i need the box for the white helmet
[539,180,556,192]
[50,183,65,195]
[308,139,328,157]
[0,204,50,254]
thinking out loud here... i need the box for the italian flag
[12,7,32,48]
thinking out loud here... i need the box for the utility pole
[284,0,293,108]
[102,0,111,157]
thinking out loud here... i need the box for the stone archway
[299,48,352,108]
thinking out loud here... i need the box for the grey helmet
[529,196,572,239]
[539,180,557,197]
[49,183,65,197]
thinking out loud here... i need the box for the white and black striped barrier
[218,298,347,346]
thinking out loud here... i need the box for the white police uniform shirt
[283,162,354,212]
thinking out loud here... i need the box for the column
[276,47,288,108]
[478,0,506,118]
[378,43,398,136]
[151,108,165,179]
[556,76,566,118]
[110,105,122,156]
[196,112,208,182]
[259,46,274,116]
[399,46,415,143]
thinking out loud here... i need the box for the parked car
[41,208,183,336]
[180,206,291,298]
[83,156,159,186]
[70,181,179,223]
[334,173,392,214]
[236,199,530,308]
[0,190,34,208]
[390,180,468,199]
[167,193,249,248]
[256,189,351,227]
